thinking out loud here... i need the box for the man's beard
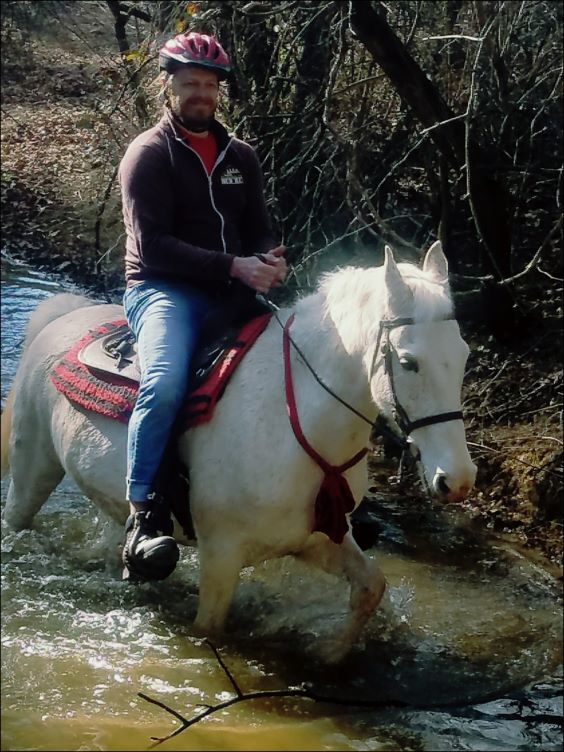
[174,99,216,133]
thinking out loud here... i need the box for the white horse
[1,241,476,660]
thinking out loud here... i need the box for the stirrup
[122,509,179,581]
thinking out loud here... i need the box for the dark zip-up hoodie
[119,112,278,291]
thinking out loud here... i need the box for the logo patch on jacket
[221,167,244,185]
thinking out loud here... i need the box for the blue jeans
[123,280,222,503]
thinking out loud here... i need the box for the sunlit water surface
[1,256,562,751]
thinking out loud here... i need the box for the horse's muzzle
[433,464,477,502]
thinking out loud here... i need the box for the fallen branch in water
[138,639,410,748]
[138,639,561,748]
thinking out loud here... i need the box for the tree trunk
[106,0,129,55]
[347,0,513,281]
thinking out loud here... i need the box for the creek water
[1,256,562,752]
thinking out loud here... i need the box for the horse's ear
[384,245,413,315]
[423,240,449,282]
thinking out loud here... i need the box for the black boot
[122,508,179,581]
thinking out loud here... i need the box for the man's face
[168,66,220,132]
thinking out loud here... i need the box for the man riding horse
[119,31,286,580]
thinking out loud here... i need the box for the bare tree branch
[138,639,412,747]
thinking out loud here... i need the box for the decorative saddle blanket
[50,314,272,428]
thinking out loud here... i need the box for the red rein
[283,314,367,544]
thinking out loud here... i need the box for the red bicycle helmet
[159,32,231,79]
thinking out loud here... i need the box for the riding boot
[122,507,179,581]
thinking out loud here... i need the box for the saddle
[77,321,240,391]
[77,289,271,390]
[78,324,139,383]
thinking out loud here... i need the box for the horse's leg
[3,422,65,531]
[299,531,386,662]
[193,539,244,636]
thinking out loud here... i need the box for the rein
[283,314,368,473]
[260,295,463,455]
[283,313,367,544]
[264,301,409,451]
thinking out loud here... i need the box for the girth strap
[283,314,367,544]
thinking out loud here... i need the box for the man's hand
[230,246,287,293]
[260,245,287,285]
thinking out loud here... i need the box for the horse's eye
[399,356,419,373]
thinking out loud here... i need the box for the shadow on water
[1,257,562,751]
[212,491,562,705]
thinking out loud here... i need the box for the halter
[262,296,464,456]
[369,316,464,439]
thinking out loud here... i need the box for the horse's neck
[284,293,375,463]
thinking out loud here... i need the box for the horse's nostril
[436,475,450,495]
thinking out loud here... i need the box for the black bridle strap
[406,411,464,433]
[369,317,415,382]
[380,316,465,437]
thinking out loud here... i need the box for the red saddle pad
[51,314,271,428]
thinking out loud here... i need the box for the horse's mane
[294,260,454,356]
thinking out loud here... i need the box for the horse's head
[369,241,477,502]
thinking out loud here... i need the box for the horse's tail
[1,293,96,478]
